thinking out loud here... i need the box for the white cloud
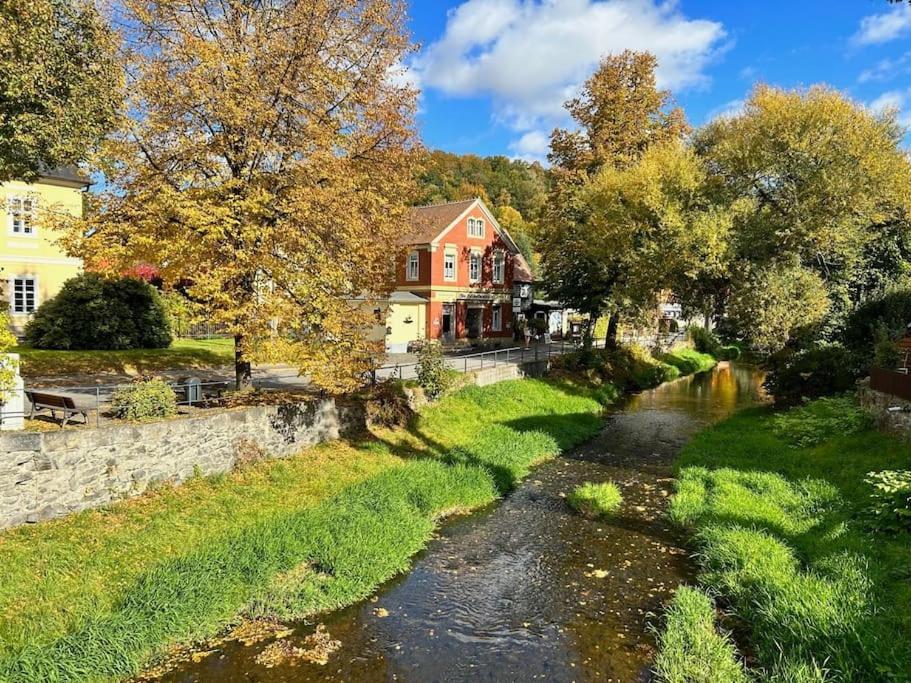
[858,51,911,83]
[412,0,726,153]
[706,98,745,122]
[853,4,911,46]
[869,89,911,130]
[508,129,551,163]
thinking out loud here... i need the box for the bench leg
[61,412,69,428]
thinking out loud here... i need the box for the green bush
[25,274,172,350]
[653,586,749,683]
[842,291,911,371]
[771,396,873,448]
[689,326,722,356]
[415,341,451,399]
[864,470,911,534]
[763,345,859,407]
[567,481,622,517]
[873,337,902,370]
[718,345,741,361]
[111,379,177,421]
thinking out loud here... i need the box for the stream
[159,363,766,682]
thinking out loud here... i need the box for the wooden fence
[870,367,911,401]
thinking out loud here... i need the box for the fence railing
[2,339,602,430]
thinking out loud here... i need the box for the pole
[95,387,101,427]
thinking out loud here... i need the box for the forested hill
[415,150,549,222]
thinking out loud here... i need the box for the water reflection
[158,364,767,683]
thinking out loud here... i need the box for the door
[466,307,482,339]
[441,305,454,343]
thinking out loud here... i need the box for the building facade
[392,198,525,350]
[1,169,88,333]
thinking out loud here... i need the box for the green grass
[660,349,718,376]
[11,338,235,377]
[653,586,749,683]
[664,398,911,681]
[0,377,612,681]
[567,481,623,517]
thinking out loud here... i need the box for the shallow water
[160,364,766,683]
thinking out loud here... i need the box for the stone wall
[858,381,911,438]
[0,399,365,529]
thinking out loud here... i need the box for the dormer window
[468,217,485,238]
[8,197,35,235]
[406,251,420,281]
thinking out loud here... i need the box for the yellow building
[1,169,88,334]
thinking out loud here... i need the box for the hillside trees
[0,0,120,181]
[65,0,419,392]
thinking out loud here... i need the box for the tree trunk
[234,334,253,391]
[605,312,620,350]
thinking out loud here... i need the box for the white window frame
[492,305,502,332]
[468,217,485,238]
[8,195,37,237]
[406,251,420,281]
[10,276,37,314]
[469,251,481,283]
[492,251,505,284]
[443,249,456,281]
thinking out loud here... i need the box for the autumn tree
[0,0,120,181]
[67,0,418,392]
[541,51,688,346]
[696,84,911,350]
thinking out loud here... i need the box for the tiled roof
[40,166,91,187]
[513,253,534,283]
[401,198,477,246]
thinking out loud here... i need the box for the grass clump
[660,348,718,376]
[664,399,911,680]
[653,586,749,683]
[770,395,872,448]
[567,481,622,517]
[0,377,611,681]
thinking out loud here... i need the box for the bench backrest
[26,392,77,410]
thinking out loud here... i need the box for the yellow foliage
[64,0,419,393]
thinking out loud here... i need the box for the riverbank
[0,377,613,681]
[658,396,911,681]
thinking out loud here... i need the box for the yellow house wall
[0,179,84,333]
[385,302,426,352]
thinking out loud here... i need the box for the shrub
[653,586,749,683]
[718,345,741,361]
[864,470,911,534]
[415,341,451,399]
[567,481,622,517]
[873,337,902,370]
[25,274,172,350]
[111,379,177,421]
[842,291,911,371]
[689,326,722,356]
[364,381,413,428]
[771,396,873,448]
[763,345,859,407]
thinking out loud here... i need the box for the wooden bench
[25,391,89,427]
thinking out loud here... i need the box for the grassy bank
[0,377,610,681]
[660,397,911,681]
[13,338,235,378]
[660,348,717,376]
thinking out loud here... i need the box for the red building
[394,197,529,346]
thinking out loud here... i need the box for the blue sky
[403,0,911,162]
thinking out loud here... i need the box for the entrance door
[441,305,454,343]
[466,307,483,339]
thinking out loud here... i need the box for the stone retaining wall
[0,399,365,529]
[857,381,911,439]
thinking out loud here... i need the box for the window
[8,197,35,235]
[469,251,481,282]
[493,252,505,284]
[468,217,485,238]
[406,251,420,281]
[11,277,36,314]
[444,250,456,280]
[492,305,502,332]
